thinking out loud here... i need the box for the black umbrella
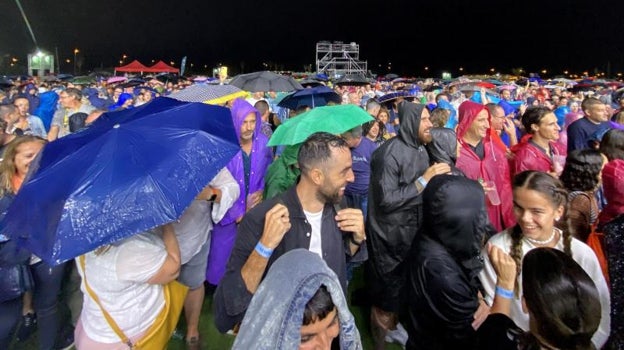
[119,80,146,88]
[155,73,184,84]
[299,78,324,88]
[57,74,74,81]
[568,84,596,93]
[334,73,372,86]
[0,77,14,88]
[229,71,303,92]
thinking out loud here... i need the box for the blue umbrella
[1,97,240,265]
[378,90,414,104]
[277,86,342,110]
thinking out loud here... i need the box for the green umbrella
[267,104,374,146]
[70,75,96,85]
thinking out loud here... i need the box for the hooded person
[206,98,273,286]
[455,100,515,232]
[32,90,59,131]
[366,101,451,348]
[232,249,362,350]
[263,143,301,200]
[403,175,492,350]
[426,127,464,176]
[598,159,624,348]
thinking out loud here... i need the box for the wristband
[254,241,274,259]
[495,286,514,299]
[416,176,428,189]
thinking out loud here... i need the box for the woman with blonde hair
[0,135,71,350]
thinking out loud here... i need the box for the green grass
[12,265,404,350]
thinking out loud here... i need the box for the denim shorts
[178,238,210,290]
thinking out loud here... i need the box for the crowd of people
[0,72,623,350]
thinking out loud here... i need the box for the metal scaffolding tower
[316,41,368,78]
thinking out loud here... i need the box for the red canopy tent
[148,61,179,73]
[114,60,150,73]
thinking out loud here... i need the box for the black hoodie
[403,175,490,350]
[367,101,430,278]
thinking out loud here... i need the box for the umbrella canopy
[299,78,324,88]
[168,84,248,105]
[497,84,517,91]
[70,76,96,85]
[56,74,74,81]
[0,77,14,88]
[378,90,414,104]
[569,83,596,93]
[229,71,303,92]
[1,97,240,265]
[40,75,60,82]
[334,73,371,86]
[267,104,374,146]
[119,78,146,88]
[277,86,342,110]
[107,76,127,84]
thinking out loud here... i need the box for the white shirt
[304,209,323,259]
[77,231,167,343]
[479,229,611,348]
[173,168,239,264]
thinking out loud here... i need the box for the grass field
[11,265,404,350]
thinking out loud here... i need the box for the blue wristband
[416,176,428,189]
[495,286,514,299]
[254,242,274,259]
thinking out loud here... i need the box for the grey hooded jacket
[232,249,362,350]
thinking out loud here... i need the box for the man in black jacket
[366,101,450,349]
[213,132,366,333]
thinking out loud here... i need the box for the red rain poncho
[456,101,515,232]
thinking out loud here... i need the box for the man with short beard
[214,132,366,334]
[366,101,450,349]
[206,98,273,288]
[456,100,514,232]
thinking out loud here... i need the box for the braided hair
[509,171,573,294]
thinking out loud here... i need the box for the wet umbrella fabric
[1,97,240,265]
[267,104,374,146]
[378,90,414,104]
[334,73,371,86]
[70,76,96,85]
[229,71,303,92]
[299,78,324,88]
[107,76,127,84]
[277,86,342,110]
[168,84,248,104]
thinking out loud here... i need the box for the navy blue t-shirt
[567,117,609,153]
[345,137,377,195]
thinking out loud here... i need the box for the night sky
[2,0,624,77]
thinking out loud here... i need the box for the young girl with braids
[478,170,611,349]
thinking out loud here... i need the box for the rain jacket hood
[426,128,458,165]
[421,175,487,286]
[232,249,362,350]
[426,127,465,176]
[397,101,426,147]
[599,159,624,224]
[456,100,487,140]
[231,98,263,141]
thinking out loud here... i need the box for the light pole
[73,48,79,75]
